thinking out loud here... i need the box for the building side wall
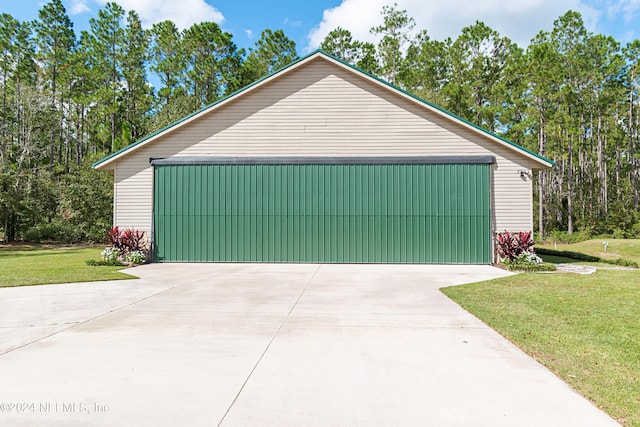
[112,58,537,239]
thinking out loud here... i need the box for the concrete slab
[0,264,619,426]
[0,279,172,354]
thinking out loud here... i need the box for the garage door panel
[153,162,490,263]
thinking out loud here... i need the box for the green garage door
[152,157,492,263]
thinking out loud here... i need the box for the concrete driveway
[0,264,618,426]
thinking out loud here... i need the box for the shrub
[23,221,83,243]
[608,258,638,268]
[502,252,556,272]
[106,226,126,252]
[612,228,627,239]
[535,247,638,268]
[125,250,146,265]
[106,226,146,254]
[101,247,122,263]
[121,229,145,253]
[535,247,599,262]
[84,223,112,243]
[23,226,42,243]
[496,231,534,261]
[86,259,124,267]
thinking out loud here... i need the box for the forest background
[1,0,638,243]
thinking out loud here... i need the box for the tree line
[0,0,296,241]
[321,6,640,240]
[0,0,638,242]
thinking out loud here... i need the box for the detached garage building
[94,50,553,264]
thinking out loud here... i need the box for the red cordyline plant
[496,231,535,261]
[120,228,145,252]
[106,226,125,252]
[106,226,145,254]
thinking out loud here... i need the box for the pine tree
[121,10,152,143]
[33,0,75,169]
[241,29,297,84]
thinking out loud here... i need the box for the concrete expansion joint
[0,321,81,328]
[0,285,176,358]
[217,265,321,426]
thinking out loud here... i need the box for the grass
[537,239,640,266]
[0,245,136,287]
[442,270,640,426]
[537,253,612,267]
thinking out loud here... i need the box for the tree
[149,20,190,126]
[624,40,640,210]
[33,0,75,169]
[370,3,415,85]
[241,29,297,84]
[85,2,125,152]
[320,27,379,74]
[399,30,450,104]
[443,21,518,132]
[550,11,590,234]
[183,22,242,109]
[523,31,562,238]
[2,83,56,241]
[0,13,19,169]
[60,155,113,241]
[2,2,640,242]
[121,10,151,143]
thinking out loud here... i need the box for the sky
[3,0,640,53]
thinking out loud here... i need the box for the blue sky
[3,0,640,53]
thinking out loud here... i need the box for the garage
[152,157,492,263]
[94,50,554,264]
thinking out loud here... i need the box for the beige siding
[113,57,539,236]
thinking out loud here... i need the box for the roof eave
[93,50,329,170]
[316,54,554,170]
[93,49,555,171]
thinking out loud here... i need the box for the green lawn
[442,270,640,426]
[0,245,136,287]
[536,253,613,267]
[537,239,640,265]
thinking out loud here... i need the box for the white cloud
[69,0,91,14]
[307,0,601,51]
[95,0,224,29]
[245,29,253,38]
[608,0,640,22]
[622,29,636,41]
[284,17,303,28]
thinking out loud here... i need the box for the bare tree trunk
[49,60,57,172]
[630,79,639,209]
[635,110,640,210]
[1,66,7,170]
[75,103,82,166]
[111,112,116,152]
[596,108,604,215]
[538,113,546,238]
[614,110,622,200]
[567,136,574,234]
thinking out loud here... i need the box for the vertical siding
[153,163,490,264]
[113,57,538,239]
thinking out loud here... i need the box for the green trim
[92,53,313,169]
[320,51,555,167]
[93,49,555,169]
